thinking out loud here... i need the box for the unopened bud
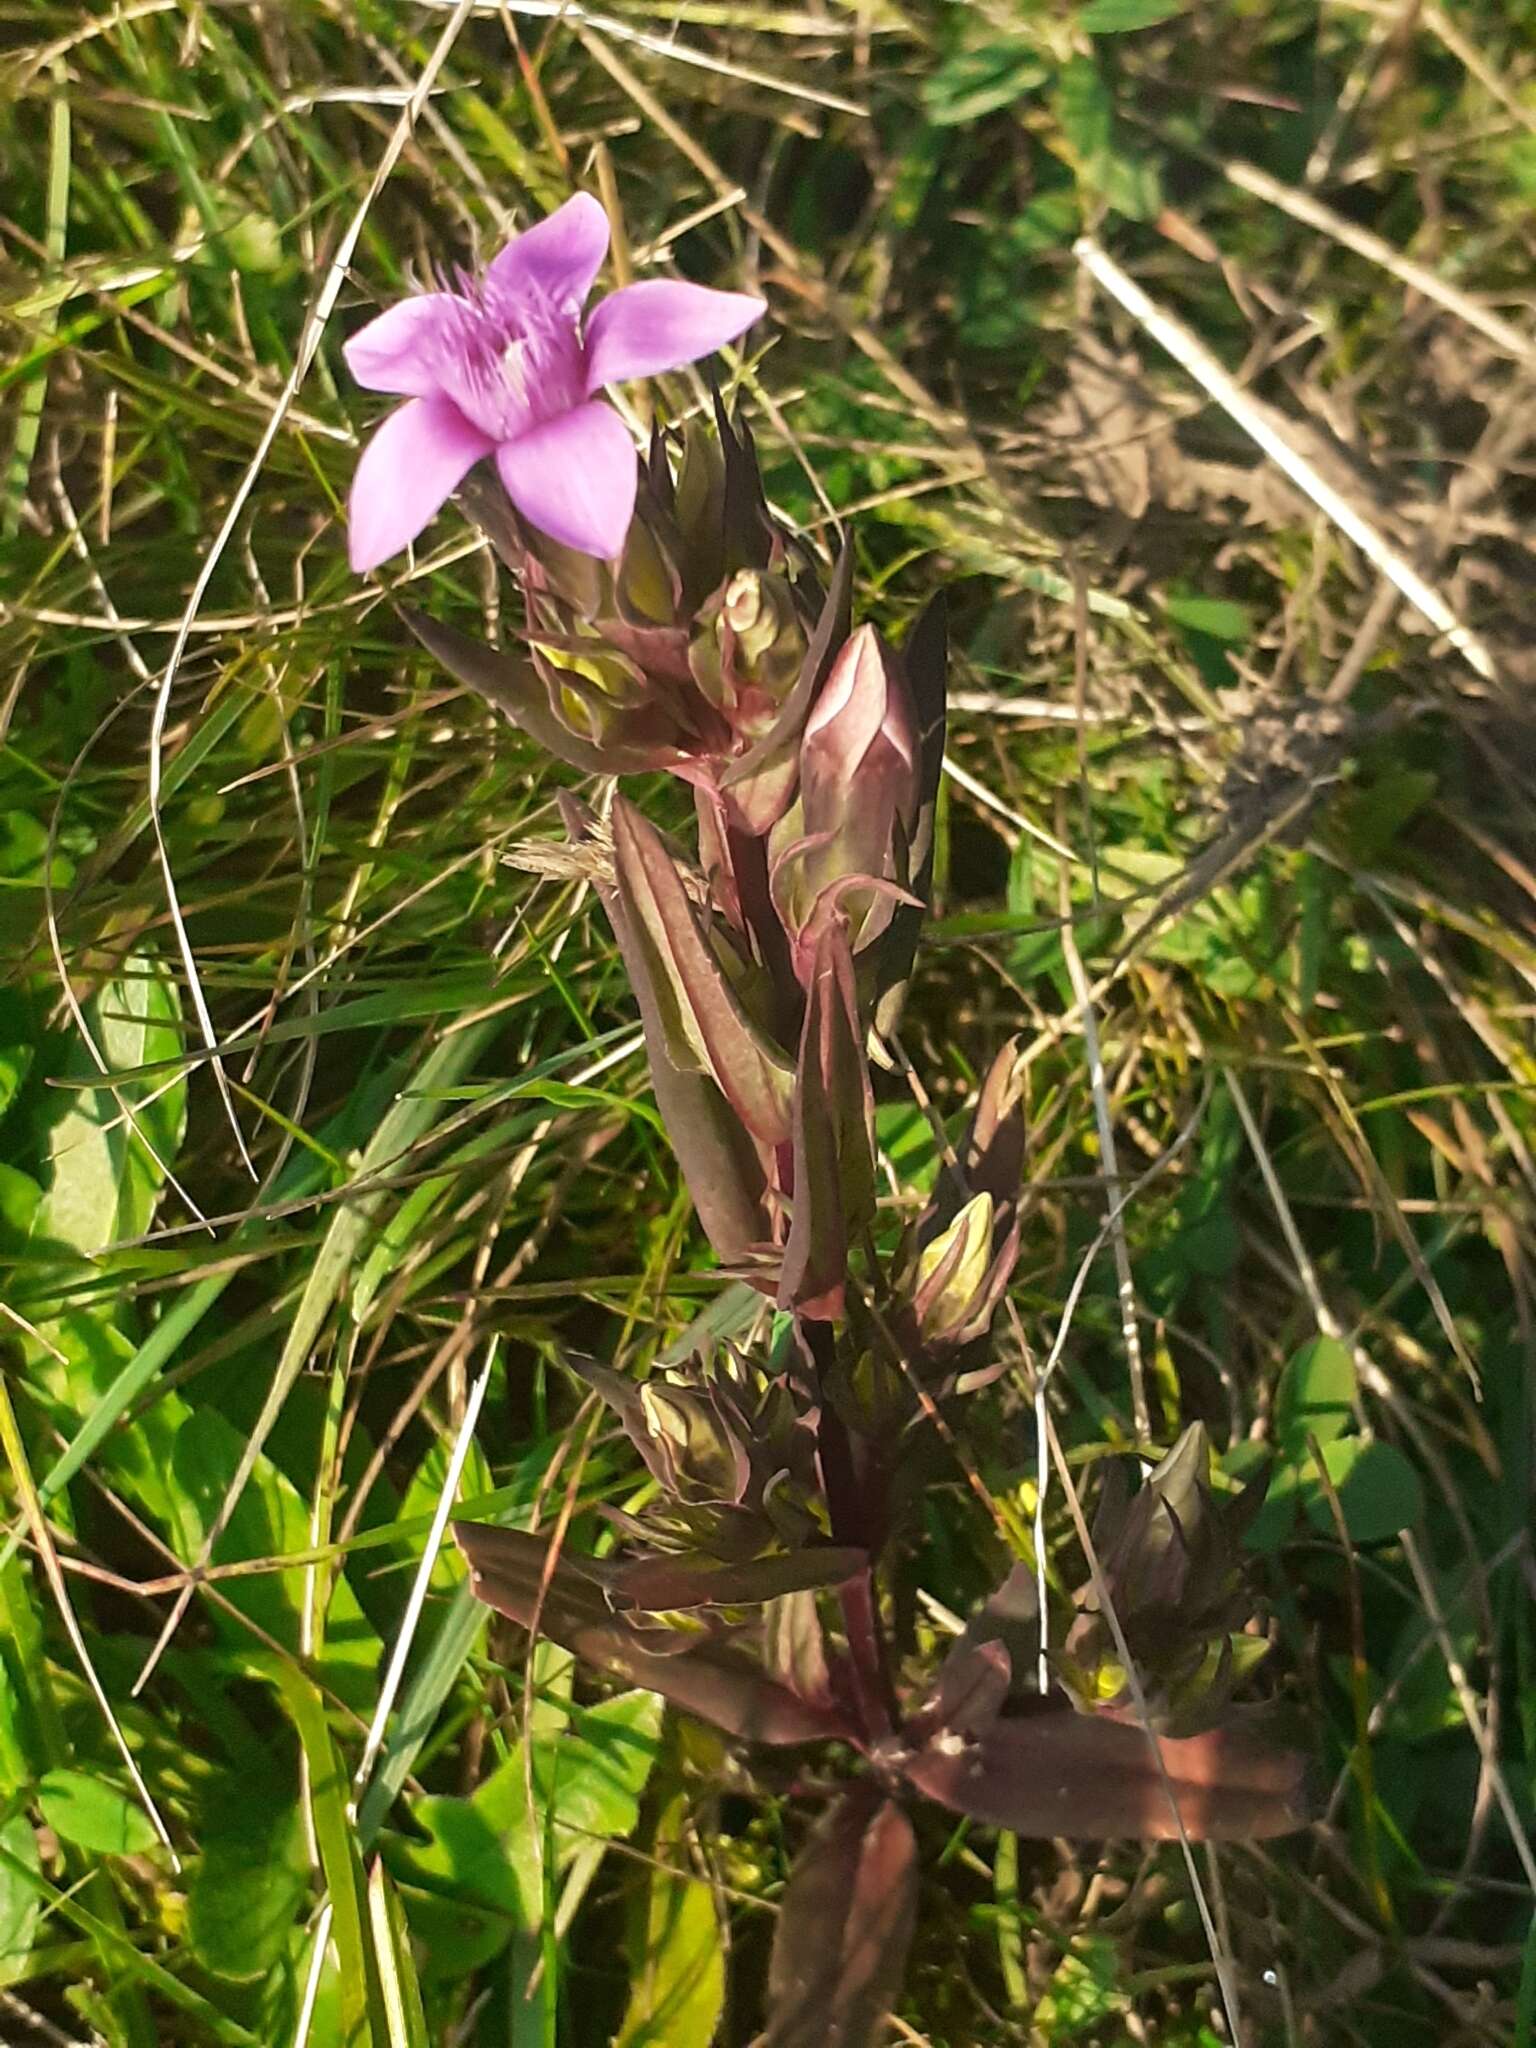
[913,1192,996,1342]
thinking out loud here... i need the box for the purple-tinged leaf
[713,389,776,576]
[872,593,947,1037]
[778,922,876,1321]
[764,1786,918,2048]
[598,877,773,1266]
[899,1708,1314,1841]
[765,1590,833,1708]
[906,1639,1012,1744]
[454,1522,849,1746]
[605,1547,867,1612]
[611,799,795,1147]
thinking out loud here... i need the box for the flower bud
[769,626,922,974]
[690,570,811,742]
[912,1192,996,1342]
[800,625,917,844]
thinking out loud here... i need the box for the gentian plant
[347,195,1311,2045]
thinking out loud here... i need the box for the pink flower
[343,193,764,571]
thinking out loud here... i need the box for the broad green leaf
[617,1793,725,2048]
[474,1688,665,1860]
[1054,57,1113,165]
[35,954,185,1257]
[186,1774,309,1983]
[1079,0,1184,31]
[1276,1336,1356,1458]
[922,40,1048,125]
[1231,1452,1300,1554]
[0,1813,40,1973]
[1302,1438,1424,1544]
[1163,593,1253,642]
[384,1797,522,1981]
[37,1769,159,1857]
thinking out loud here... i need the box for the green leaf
[475,1688,665,1857]
[1276,1336,1356,1459]
[922,40,1048,125]
[35,955,186,1257]
[1302,1438,1424,1544]
[1163,593,1253,642]
[37,1769,159,1857]
[186,1774,309,1983]
[1224,1443,1299,1554]
[1054,58,1113,164]
[616,1792,725,2048]
[276,1666,388,2047]
[368,1857,431,2048]
[0,1813,40,1972]
[1035,1934,1129,2033]
[1053,57,1162,220]
[1079,0,1184,31]
[875,1100,941,1199]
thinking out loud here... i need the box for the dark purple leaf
[872,593,947,1037]
[605,1546,867,1612]
[765,1786,918,2048]
[907,1639,1012,1743]
[454,1522,849,1746]
[899,1707,1314,1842]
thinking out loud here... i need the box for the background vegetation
[2,0,1534,2041]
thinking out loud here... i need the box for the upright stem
[804,1318,896,1740]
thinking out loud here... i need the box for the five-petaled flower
[344,192,764,571]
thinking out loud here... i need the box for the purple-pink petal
[347,397,493,573]
[343,293,462,398]
[495,401,638,560]
[583,280,766,393]
[487,191,611,315]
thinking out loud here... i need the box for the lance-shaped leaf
[402,608,677,776]
[719,543,854,835]
[454,1523,848,1746]
[603,1547,868,1613]
[872,593,948,1037]
[764,1786,918,2048]
[598,874,772,1265]
[899,1707,1313,1842]
[779,922,876,1321]
[714,388,776,576]
[612,798,795,1149]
